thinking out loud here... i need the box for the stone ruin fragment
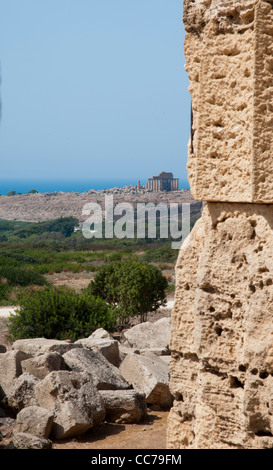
[167,0,273,449]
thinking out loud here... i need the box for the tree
[28,189,38,194]
[7,190,16,196]
[86,260,168,326]
[40,217,79,237]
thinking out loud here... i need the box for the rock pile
[0,318,172,449]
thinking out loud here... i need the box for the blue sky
[0,1,190,184]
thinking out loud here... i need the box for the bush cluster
[8,286,117,342]
[0,267,47,287]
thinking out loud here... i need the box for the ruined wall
[168,0,273,449]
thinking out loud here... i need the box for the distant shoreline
[0,179,190,196]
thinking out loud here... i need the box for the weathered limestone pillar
[186,0,273,203]
[168,0,273,449]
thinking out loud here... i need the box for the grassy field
[0,216,188,306]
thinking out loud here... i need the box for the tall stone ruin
[167,0,273,449]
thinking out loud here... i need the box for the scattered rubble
[0,318,172,449]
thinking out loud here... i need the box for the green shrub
[166,283,175,293]
[0,267,48,287]
[0,251,39,266]
[140,246,178,263]
[108,252,123,262]
[86,260,168,326]
[7,286,117,341]
[0,282,12,302]
[85,264,97,272]
[0,254,19,268]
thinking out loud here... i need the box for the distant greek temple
[145,172,179,192]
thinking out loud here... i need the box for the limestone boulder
[75,337,120,367]
[0,417,15,440]
[8,373,39,410]
[12,338,81,355]
[21,352,66,379]
[14,406,54,439]
[88,328,112,339]
[159,356,171,367]
[119,353,172,408]
[62,348,129,390]
[99,390,147,424]
[138,348,170,357]
[122,318,171,351]
[12,432,52,449]
[35,370,105,439]
[0,350,31,400]
[118,344,139,362]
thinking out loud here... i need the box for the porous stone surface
[8,373,39,410]
[168,203,273,449]
[184,0,273,202]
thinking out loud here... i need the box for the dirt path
[0,301,174,319]
[0,307,16,318]
[52,410,169,450]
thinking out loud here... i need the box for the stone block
[8,373,39,410]
[122,317,171,350]
[35,370,105,440]
[99,390,147,424]
[21,352,66,379]
[75,337,120,367]
[12,338,81,355]
[168,203,273,448]
[14,406,54,439]
[184,0,273,203]
[0,350,30,399]
[12,432,52,449]
[62,348,129,390]
[119,353,172,408]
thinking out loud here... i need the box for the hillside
[0,187,200,223]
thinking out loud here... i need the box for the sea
[0,178,190,196]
